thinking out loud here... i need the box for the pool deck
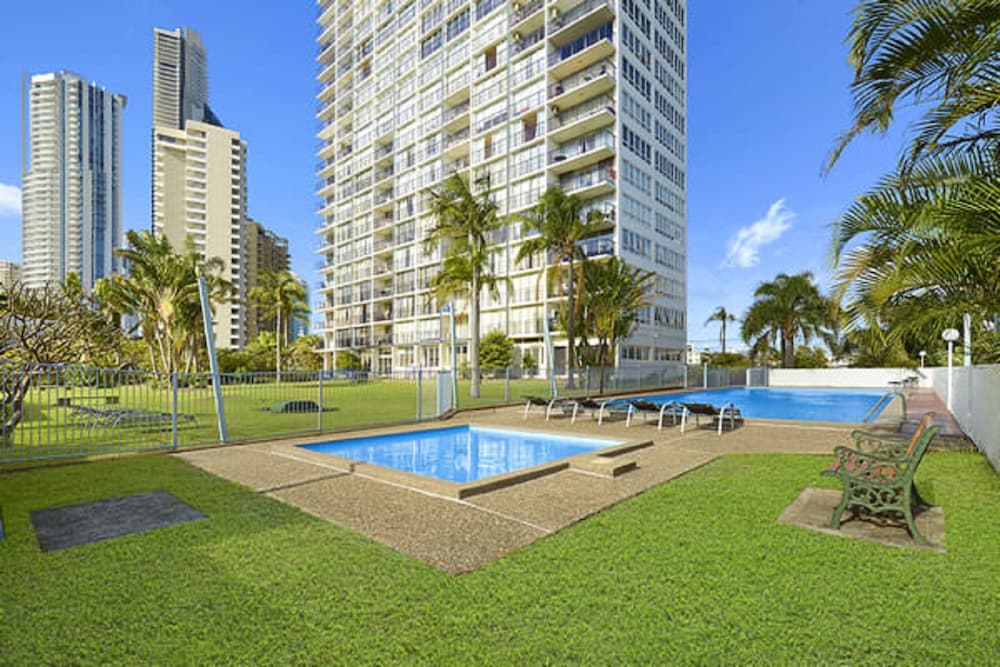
[179,398,918,574]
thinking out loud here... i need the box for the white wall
[769,367,925,388]
[927,364,1000,472]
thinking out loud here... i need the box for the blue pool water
[300,426,623,483]
[641,387,888,422]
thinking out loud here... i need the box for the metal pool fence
[0,360,755,463]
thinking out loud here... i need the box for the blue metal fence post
[505,367,510,403]
[417,367,423,420]
[317,370,324,432]
[171,372,179,449]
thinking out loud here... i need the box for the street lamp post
[919,350,926,369]
[941,328,960,412]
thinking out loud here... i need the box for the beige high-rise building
[314,0,687,374]
[245,219,290,342]
[152,26,246,349]
[21,71,125,290]
[0,261,22,288]
[153,121,247,349]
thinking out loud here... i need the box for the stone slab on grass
[779,487,945,552]
[31,490,205,552]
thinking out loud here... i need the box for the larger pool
[641,387,889,422]
[300,426,623,483]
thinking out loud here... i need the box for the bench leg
[902,486,929,545]
[829,488,852,530]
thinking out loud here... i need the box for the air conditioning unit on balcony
[512,31,521,41]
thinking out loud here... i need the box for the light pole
[441,304,458,409]
[919,350,926,369]
[942,328,959,412]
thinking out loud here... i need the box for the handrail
[862,389,905,423]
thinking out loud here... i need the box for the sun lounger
[522,395,578,421]
[570,397,634,425]
[628,399,686,430]
[680,402,743,435]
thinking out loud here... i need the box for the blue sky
[0,0,908,349]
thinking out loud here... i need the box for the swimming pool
[640,387,889,423]
[300,426,624,484]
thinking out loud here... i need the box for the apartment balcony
[442,101,471,132]
[559,162,615,200]
[549,94,615,143]
[549,130,615,174]
[374,237,394,255]
[548,33,614,79]
[374,188,394,209]
[511,0,544,36]
[512,27,545,58]
[577,232,615,259]
[444,70,471,104]
[549,0,614,47]
[443,127,471,159]
[374,165,394,184]
[374,212,394,230]
[374,141,394,164]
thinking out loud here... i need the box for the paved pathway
[900,388,966,438]
[179,408,870,574]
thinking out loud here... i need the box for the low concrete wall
[926,364,1000,472]
[769,367,925,388]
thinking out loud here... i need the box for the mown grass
[1,450,997,664]
[4,376,558,463]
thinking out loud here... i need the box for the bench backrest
[905,412,936,457]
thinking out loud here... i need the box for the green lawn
[4,376,561,463]
[1,451,997,664]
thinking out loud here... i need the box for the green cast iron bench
[821,412,940,545]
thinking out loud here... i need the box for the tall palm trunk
[566,253,576,390]
[721,319,727,355]
[470,266,480,398]
[782,330,795,368]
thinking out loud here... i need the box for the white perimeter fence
[768,365,999,472]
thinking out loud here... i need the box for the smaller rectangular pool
[300,426,624,484]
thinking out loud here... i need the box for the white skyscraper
[314,0,687,374]
[152,26,246,349]
[21,71,126,290]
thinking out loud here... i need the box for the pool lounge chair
[571,397,634,425]
[628,399,686,430]
[522,395,578,421]
[681,402,744,435]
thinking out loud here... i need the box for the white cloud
[722,199,794,268]
[0,183,21,217]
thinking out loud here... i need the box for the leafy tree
[0,279,124,440]
[579,258,655,393]
[521,351,538,377]
[248,270,309,382]
[479,330,514,370]
[287,334,324,371]
[741,272,832,369]
[516,187,609,389]
[424,172,506,399]
[703,352,750,368]
[704,306,738,355]
[794,346,829,369]
[336,350,362,370]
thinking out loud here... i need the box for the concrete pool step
[572,456,638,478]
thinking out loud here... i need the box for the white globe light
[942,328,960,342]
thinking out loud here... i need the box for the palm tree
[579,257,655,393]
[826,0,1000,363]
[828,0,1000,171]
[704,307,737,354]
[831,152,1000,361]
[424,172,506,399]
[99,230,232,374]
[516,187,610,389]
[741,272,831,369]
[249,270,309,383]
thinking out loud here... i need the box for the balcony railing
[551,94,615,129]
[548,24,613,67]
[551,0,613,32]
[550,130,615,163]
[512,0,542,24]
[559,162,615,193]
[551,60,615,97]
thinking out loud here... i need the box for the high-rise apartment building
[314,0,687,373]
[0,260,22,288]
[152,26,246,349]
[21,71,126,290]
[245,219,291,342]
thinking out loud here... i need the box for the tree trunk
[721,319,727,355]
[566,254,576,390]
[598,341,608,394]
[782,331,795,368]
[470,269,480,398]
